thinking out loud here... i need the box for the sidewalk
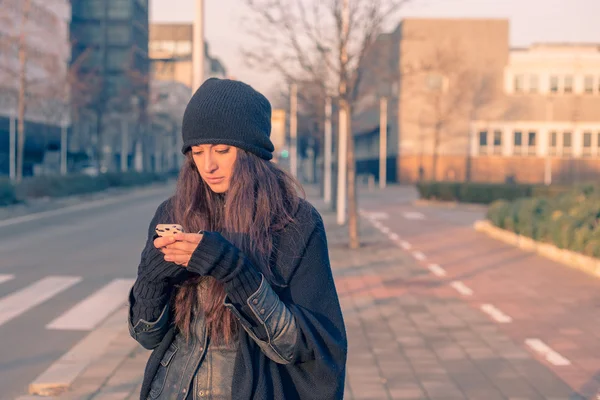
[41,185,581,400]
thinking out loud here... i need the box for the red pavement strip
[359,206,600,398]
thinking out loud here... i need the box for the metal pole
[324,97,332,204]
[9,113,16,181]
[379,97,387,189]
[121,118,128,172]
[193,0,205,91]
[290,83,298,178]
[337,105,348,225]
[544,98,553,185]
[336,0,349,226]
[60,118,68,175]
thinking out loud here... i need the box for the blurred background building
[148,22,228,171]
[353,18,600,185]
[70,0,151,173]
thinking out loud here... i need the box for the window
[563,132,572,156]
[527,131,537,155]
[426,74,445,92]
[175,41,192,55]
[478,131,488,154]
[107,26,130,45]
[514,131,522,155]
[514,74,525,93]
[583,132,592,157]
[549,131,557,156]
[493,130,502,155]
[108,0,131,18]
[564,75,573,93]
[584,76,594,94]
[529,75,538,93]
[550,76,559,93]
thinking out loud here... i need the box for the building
[149,23,227,89]
[147,23,228,172]
[70,0,151,172]
[0,0,71,177]
[354,18,600,184]
[472,43,600,183]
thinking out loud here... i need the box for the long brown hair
[171,150,302,344]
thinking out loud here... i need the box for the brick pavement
[52,185,587,400]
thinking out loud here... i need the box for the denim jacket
[128,274,298,399]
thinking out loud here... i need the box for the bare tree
[243,0,411,249]
[405,46,500,181]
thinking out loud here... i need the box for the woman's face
[191,144,238,193]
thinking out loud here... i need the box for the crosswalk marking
[29,307,132,396]
[47,279,135,331]
[0,274,14,285]
[0,276,82,327]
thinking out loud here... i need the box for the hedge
[1,171,170,206]
[487,185,600,258]
[416,181,570,204]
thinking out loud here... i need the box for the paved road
[352,185,599,399]
[2,183,598,400]
[0,185,176,399]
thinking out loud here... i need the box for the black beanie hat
[181,78,274,160]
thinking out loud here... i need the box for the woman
[128,78,347,400]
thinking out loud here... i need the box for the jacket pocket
[148,342,178,399]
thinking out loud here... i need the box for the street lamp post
[193,0,205,92]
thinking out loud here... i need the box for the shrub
[417,181,573,204]
[0,178,18,206]
[8,171,170,202]
[486,184,600,259]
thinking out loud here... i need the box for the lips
[205,177,225,184]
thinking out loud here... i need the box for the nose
[203,151,218,174]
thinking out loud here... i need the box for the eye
[215,147,230,154]
[192,150,204,156]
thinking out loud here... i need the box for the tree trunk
[345,100,359,249]
[432,128,441,182]
[16,0,32,182]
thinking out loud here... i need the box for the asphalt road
[0,184,176,399]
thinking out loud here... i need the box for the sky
[151,0,600,97]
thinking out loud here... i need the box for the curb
[414,199,488,212]
[474,220,600,279]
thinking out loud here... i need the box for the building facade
[70,0,150,172]
[354,18,600,184]
[0,0,71,176]
[149,23,227,89]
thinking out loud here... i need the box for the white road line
[0,274,15,285]
[366,212,389,221]
[47,279,135,331]
[29,307,132,396]
[525,338,571,366]
[450,281,473,296]
[428,264,447,277]
[480,304,512,323]
[399,241,412,250]
[412,251,426,261]
[389,233,399,241]
[0,276,82,327]
[380,226,390,234]
[403,211,425,220]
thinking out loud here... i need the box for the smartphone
[155,224,185,237]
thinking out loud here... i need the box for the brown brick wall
[399,155,600,184]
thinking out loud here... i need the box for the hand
[155,232,204,267]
